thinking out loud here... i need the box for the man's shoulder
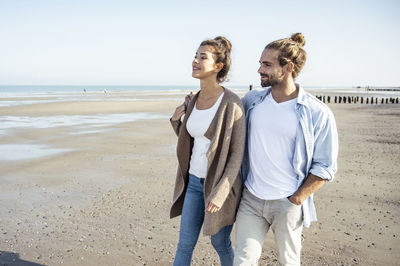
[244,87,268,97]
[242,88,268,105]
[302,91,335,121]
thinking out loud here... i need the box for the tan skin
[258,48,326,205]
[171,45,224,213]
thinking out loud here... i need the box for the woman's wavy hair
[200,36,232,83]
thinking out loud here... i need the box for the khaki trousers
[234,187,303,266]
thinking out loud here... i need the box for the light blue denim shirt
[241,85,338,227]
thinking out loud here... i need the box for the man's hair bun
[290,33,305,47]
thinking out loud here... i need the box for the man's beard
[260,72,284,87]
[261,79,274,87]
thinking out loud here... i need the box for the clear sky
[0,0,399,87]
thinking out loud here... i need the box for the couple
[169,33,338,266]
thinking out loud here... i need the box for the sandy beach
[0,90,399,265]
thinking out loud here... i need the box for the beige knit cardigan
[169,88,245,236]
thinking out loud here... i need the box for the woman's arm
[207,103,246,209]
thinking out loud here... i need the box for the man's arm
[288,173,326,205]
[290,106,339,205]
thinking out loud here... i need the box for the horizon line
[1,84,399,88]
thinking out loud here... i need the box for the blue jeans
[173,174,234,266]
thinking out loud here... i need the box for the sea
[1,84,399,108]
[0,85,398,161]
[1,84,399,95]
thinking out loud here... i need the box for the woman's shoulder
[222,87,242,104]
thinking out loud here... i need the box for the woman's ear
[215,62,224,72]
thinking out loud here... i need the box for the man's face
[258,49,285,87]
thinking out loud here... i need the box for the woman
[170,36,245,266]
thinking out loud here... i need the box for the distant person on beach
[234,33,338,265]
[170,36,245,266]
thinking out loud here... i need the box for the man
[234,33,338,266]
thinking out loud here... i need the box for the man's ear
[285,61,294,73]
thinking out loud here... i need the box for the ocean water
[0,113,169,135]
[0,112,169,161]
[0,85,221,95]
[0,144,74,161]
[0,86,179,161]
[0,85,398,161]
[0,84,398,96]
[0,85,398,109]
[0,85,249,106]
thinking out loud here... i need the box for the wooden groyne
[315,95,399,104]
[246,85,399,104]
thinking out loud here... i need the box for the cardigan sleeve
[207,103,246,207]
[170,118,182,136]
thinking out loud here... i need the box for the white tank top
[186,93,224,178]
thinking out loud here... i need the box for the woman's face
[192,45,220,80]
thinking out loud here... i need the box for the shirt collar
[261,83,307,106]
[296,84,307,106]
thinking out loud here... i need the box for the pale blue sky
[0,0,399,87]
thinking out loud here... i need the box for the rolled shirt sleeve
[309,108,338,182]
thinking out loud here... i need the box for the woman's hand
[185,91,193,104]
[171,102,186,121]
[205,201,221,213]
[171,92,194,121]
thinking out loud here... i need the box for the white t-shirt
[187,93,224,178]
[245,93,299,200]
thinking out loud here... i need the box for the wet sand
[0,92,399,265]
